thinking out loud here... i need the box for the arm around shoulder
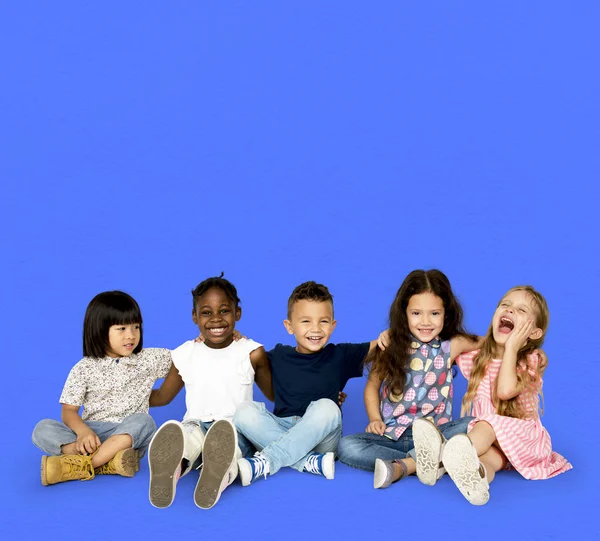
[150,365,184,407]
[251,347,274,402]
[450,334,485,361]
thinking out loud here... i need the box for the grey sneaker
[148,421,185,508]
[194,419,238,509]
[442,434,490,506]
[373,458,407,489]
[413,418,446,486]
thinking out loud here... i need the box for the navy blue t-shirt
[268,342,370,418]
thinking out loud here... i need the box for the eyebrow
[198,303,231,309]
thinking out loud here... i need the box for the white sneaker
[148,421,185,509]
[442,434,490,506]
[413,418,446,486]
[194,419,238,509]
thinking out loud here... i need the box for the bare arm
[61,403,101,454]
[251,347,274,402]
[450,334,485,362]
[364,371,386,435]
[497,320,535,400]
[150,364,184,407]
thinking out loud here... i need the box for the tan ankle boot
[41,454,95,486]
[95,448,139,477]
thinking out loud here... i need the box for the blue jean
[32,413,157,457]
[184,419,256,470]
[337,416,474,472]
[233,399,342,474]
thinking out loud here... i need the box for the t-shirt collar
[410,334,441,350]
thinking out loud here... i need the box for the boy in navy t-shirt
[234,281,377,484]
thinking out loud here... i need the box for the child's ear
[529,327,543,340]
[283,320,294,334]
[192,309,198,325]
[331,320,337,333]
[235,306,242,321]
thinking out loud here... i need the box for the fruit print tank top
[380,337,453,440]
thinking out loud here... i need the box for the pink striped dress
[455,350,572,480]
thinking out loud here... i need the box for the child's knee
[312,398,341,424]
[233,401,262,428]
[32,419,57,444]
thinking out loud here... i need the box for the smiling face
[106,323,141,357]
[284,299,337,354]
[492,289,542,347]
[192,287,241,349]
[406,292,445,343]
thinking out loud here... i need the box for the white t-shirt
[171,338,262,422]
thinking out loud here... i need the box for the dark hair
[368,269,475,396]
[83,291,143,358]
[191,272,241,311]
[287,281,334,318]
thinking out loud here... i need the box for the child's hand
[75,429,101,455]
[338,391,348,407]
[365,420,386,436]
[377,329,390,350]
[194,330,246,343]
[505,319,534,354]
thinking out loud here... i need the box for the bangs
[106,298,143,326]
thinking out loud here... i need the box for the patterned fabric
[60,348,172,422]
[455,350,572,480]
[380,337,453,441]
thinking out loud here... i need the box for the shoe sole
[413,419,444,486]
[41,456,49,486]
[194,420,237,509]
[148,422,185,509]
[442,434,489,506]
[373,458,393,489]
[116,448,140,477]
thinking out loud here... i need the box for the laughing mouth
[499,317,514,332]
[307,336,323,343]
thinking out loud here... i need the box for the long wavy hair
[368,269,476,396]
[461,286,549,419]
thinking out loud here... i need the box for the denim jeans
[233,399,342,474]
[32,413,157,457]
[182,419,256,471]
[337,416,474,472]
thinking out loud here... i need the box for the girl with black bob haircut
[83,290,144,358]
[32,290,172,487]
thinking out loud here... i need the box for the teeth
[208,327,226,335]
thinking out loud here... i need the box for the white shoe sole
[442,434,490,506]
[373,458,394,489]
[194,420,238,509]
[322,452,335,480]
[413,418,444,486]
[148,421,185,509]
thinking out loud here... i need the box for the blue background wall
[1,2,597,539]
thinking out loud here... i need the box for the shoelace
[303,454,323,475]
[95,459,118,475]
[251,455,270,480]
[63,456,95,480]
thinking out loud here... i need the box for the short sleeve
[237,338,261,384]
[59,360,88,406]
[455,350,478,379]
[337,342,370,380]
[143,348,172,379]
